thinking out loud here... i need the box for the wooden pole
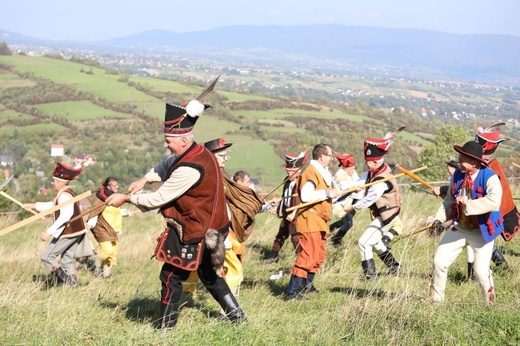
[394,224,432,242]
[396,165,435,190]
[0,191,92,238]
[286,166,427,212]
[0,191,38,215]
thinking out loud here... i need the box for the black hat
[204,138,233,153]
[164,100,207,137]
[52,162,82,181]
[453,141,488,167]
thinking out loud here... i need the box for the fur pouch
[205,229,225,275]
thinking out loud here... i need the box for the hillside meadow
[0,188,519,346]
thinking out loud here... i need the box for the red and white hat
[363,137,393,161]
[475,123,508,155]
[52,162,82,181]
[335,153,355,168]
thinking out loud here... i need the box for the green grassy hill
[2,53,520,198]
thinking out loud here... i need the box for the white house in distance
[73,153,94,167]
[0,155,14,167]
[50,144,64,157]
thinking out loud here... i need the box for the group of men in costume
[26,77,518,331]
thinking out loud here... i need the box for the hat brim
[211,143,233,153]
[453,145,488,167]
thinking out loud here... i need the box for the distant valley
[2,24,520,86]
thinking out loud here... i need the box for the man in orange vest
[284,144,338,300]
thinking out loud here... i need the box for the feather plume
[185,100,205,117]
[482,122,505,133]
[196,75,220,102]
[384,126,406,139]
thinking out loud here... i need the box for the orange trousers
[291,231,326,278]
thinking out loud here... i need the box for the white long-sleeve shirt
[130,157,201,209]
[300,160,335,202]
[434,169,502,224]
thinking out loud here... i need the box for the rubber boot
[491,247,509,271]
[467,262,475,281]
[217,293,248,323]
[284,274,307,300]
[361,259,376,280]
[156,301,181,330]
[378,250,401,275]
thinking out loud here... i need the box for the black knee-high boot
[491,247,509,270]
[217,293,247,323]
[361,259,376,280]
[156,301,181,330]
[378,250,402,275]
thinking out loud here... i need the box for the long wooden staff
[286,166,427,212]
[512,162,520,169]
[65,201,108,225]
[396,165,434,190]
[0,191,38,215]
[0,191,92,237]
[393,224,432,243]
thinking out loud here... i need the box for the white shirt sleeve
[465,174,502,215]
[352,182,388,211]
[45,193,75,238]
[130,166,201,208]
[87,216,98,229]
[300,181,327,202]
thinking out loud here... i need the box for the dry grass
[0,190,519,345]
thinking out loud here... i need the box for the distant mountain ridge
[2,25,520,85]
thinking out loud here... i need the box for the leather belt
[309,208,330,222]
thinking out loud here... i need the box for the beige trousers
[431,227,495,305]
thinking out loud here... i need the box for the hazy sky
[1,0,519,41]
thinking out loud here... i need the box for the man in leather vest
[23,162,85,288]
[263,152,308,263]
[342,136,402,280]
[108,99,247,330]
[430,141,503,305]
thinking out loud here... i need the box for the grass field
[0,187,519,345]
[35,101,133,120]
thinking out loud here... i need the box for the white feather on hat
[185,99,205,118]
